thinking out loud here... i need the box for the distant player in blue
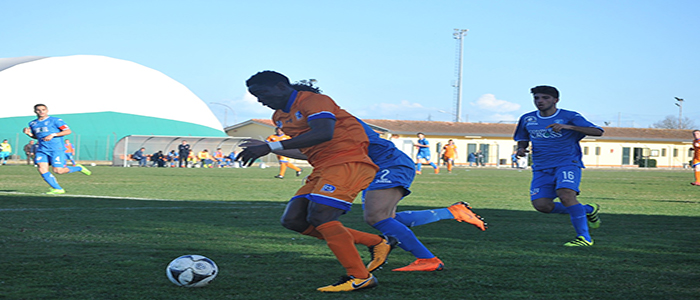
[513,86,603,246]
[23,104,91,194]
[414,133,439,174]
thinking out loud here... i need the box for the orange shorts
[292,162,377,211]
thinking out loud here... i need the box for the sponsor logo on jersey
[524,116,537,123]
[529,128,563,139]
[321,184,336,193]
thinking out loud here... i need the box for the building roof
[237,118,693,143]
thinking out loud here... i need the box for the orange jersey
[64,143,75,154]
[693,138,700,163]
[442,144,457,158]
[271,91,376,170]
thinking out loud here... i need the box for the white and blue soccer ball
[166,255,218,287]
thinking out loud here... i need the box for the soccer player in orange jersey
[266,127,302,179]
[440,139,458,173]
[690,130,700,186]
[237,71,392,292]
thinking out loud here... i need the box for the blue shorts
[362,155,414,203]
[0,152,9,159]
[416,152,431,161]
[529,165,581,200]
[35,149,68,168]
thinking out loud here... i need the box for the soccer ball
[166,255,218,287]
[90,163,96,166]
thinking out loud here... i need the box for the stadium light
[674,97,684,129]
[210,102,235,127]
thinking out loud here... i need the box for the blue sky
[2,0,699,128]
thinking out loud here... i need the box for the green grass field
[1,165,698,299]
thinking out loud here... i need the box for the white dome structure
[0,55,225,161]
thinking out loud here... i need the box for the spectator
[178,140,191,168]
[166,150,178,167]
[213,148,225,168]
[476,150,485,167]
[133,147,148,167]
[467,151,476,166]
[64,139,76,166]
[24,140,36,165]
[197,149,213,168]
[0,139,11,165]
[151,150,166,167]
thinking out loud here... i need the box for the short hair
[34,104,47,110]
[417,132,424,136]
[246,71,290,87]
[530,85,559,98]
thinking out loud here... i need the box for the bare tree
[651,115,696,129]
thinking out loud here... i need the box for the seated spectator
[132,147,148,167]
[198,149,214,168]
[151,150,166,167]
[166,150,178,167]
[213,148,225,168]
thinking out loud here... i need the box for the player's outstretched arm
[239,139,308,160]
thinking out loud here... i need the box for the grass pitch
[1,165,698,299]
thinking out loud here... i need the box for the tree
[651,115,696,129]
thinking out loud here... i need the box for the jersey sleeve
[55,118,69,131]
[301,95,338,122]
[570,112,604,132]
[513,115,530,142]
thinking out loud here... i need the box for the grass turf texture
[1,166,698,299]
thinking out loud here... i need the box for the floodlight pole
[210,102,235,127]
[453,29,468,123]
[674,97,684,129]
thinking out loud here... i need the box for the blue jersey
[514,109,602,170]
[416,138,430,155]
[28,116,69,152]
[356,118,414,196]
[356,118,401,167]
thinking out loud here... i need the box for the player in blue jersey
[355,118,487,271]
[513,86,603,246]
[23,104,91,194]
[414,133,439,174]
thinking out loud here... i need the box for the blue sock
[550,202,568,214]
[430,162,437,169]
[66,166,81,173]
[584,204,593,214]
[566,204,591,242]
[395,208,454,227]
[415,163,421,171]
[41,172,62,189]
[373,218,434,259]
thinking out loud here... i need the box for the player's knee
[531,200,553,213]
[280,216,306,233]
[364,210,390,226]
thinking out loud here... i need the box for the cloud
[471,94,520,112]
